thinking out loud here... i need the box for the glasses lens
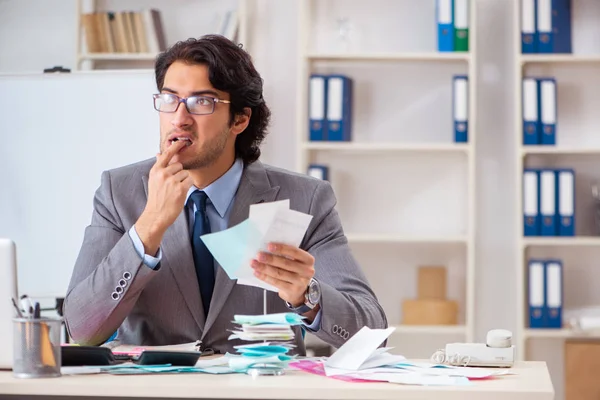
[186,96,214,115]
[154,94,178,112]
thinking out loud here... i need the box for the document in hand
[200,200,313,291]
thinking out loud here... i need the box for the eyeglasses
[152,93,231,115]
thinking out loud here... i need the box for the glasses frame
[152,93,232,115]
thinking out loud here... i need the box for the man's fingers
[156,140,186,168]
[256,252,313,277]
[252,260,297,284]
[173,170,190,183]
[164,161,184,175]
[268,243,315,265]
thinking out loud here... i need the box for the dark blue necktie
[189,190,215,317]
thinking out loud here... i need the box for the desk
[0,361,554,400]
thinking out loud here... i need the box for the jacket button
[111,292,120,300]
[332,324,339,334]
[123,272,132,280]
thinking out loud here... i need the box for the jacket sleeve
[63,170,159,345]
[302,180,388,348]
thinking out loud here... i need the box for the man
[63,35,387,355]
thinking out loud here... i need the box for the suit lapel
[202,161,280,337]
[142,175,206,331]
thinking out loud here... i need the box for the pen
[11,297,23,318]
[34,302,41,319]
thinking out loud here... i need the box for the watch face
[307,279,320,304]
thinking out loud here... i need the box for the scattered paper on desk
[324,326,397,376]
[201,200,313,292]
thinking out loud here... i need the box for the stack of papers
[228,313,305,341]
[226,313,304,372]
[201,200,313,292]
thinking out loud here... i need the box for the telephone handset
[431,329,515,368]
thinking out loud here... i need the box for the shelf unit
[296,0,477,346]
[514,3,600,398]
[74,0,249,70]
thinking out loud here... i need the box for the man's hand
[135,140,193,255]
[251,243,317,314]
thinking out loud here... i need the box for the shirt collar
[185,158,244,218]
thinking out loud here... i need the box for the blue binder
[540,169,558,236]
[521,0,537,53]
[522,78,540,145]
[437,0,454,52]
[453,75,468,143]
[556,169,575,236]
[523,169,540,236]
[539,78,556,145]
[308,74,327,141]
[307,164,329,181]
[544,260,563,328]
[325,75,352,142]
[538,0,572,53]
[528,259,546,328]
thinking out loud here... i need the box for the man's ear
[231,107,252,135]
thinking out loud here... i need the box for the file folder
[528,260,546,328]
[307,164,329,181]
[539,78,556,145]
[557,169,575,236]
[523,169,540,236]
[453,0,469,51]
[537,0,572,53]
[521,0,537,53]
[326,75,352,142]
[540,169,558,236]
[308,74,327,141]
[545,260,563,328]
[453,75,468,143]
[437,0,454,52]
[522,78,540,145]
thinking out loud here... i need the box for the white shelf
[522,146,600,155]
[520,54,600,64]
[391,325,467,335]
[307,52,470,62]
[522,237,600,247]
[303,142,470,153]
[346,234,468,244]
[524,329,600,339]
[78,53,158,61]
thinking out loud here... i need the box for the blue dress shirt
[128,158,321,331]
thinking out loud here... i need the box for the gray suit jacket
[63,158,387,355]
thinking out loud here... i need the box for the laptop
[0,238,18,370]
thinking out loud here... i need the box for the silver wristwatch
[285,278,321,314]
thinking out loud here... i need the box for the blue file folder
[437,0,454,52]
[540,169,558,236]
[521,0,537,53]
[538,0,572,53]
[522,78,540,145]
[308,74,327,141]
[528,260,546,328]
[523,169,540,236]
[556,169,575,236]
[307,164,329,181]
[544,260,563,328]
[453,75,468,143]
[539,78,556,145]
[325,75,352,142]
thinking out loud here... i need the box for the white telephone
[431,329,515,368]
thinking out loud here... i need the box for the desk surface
[0,360,554,400]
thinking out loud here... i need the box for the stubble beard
[162,126,231,170]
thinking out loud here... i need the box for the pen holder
[12,317,62,378]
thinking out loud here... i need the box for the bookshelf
[296,0,477,357]
[74,0,248,70]
[514,1,600,399]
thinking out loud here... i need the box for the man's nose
[171,101,193,129]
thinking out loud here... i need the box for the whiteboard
[0,70,161,298]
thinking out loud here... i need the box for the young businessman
[63,34,387,355]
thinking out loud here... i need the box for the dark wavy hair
[155,35,270,165]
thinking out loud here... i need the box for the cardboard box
[417,266,447,300]
[565,338,600,400]
[402,299,458,325]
